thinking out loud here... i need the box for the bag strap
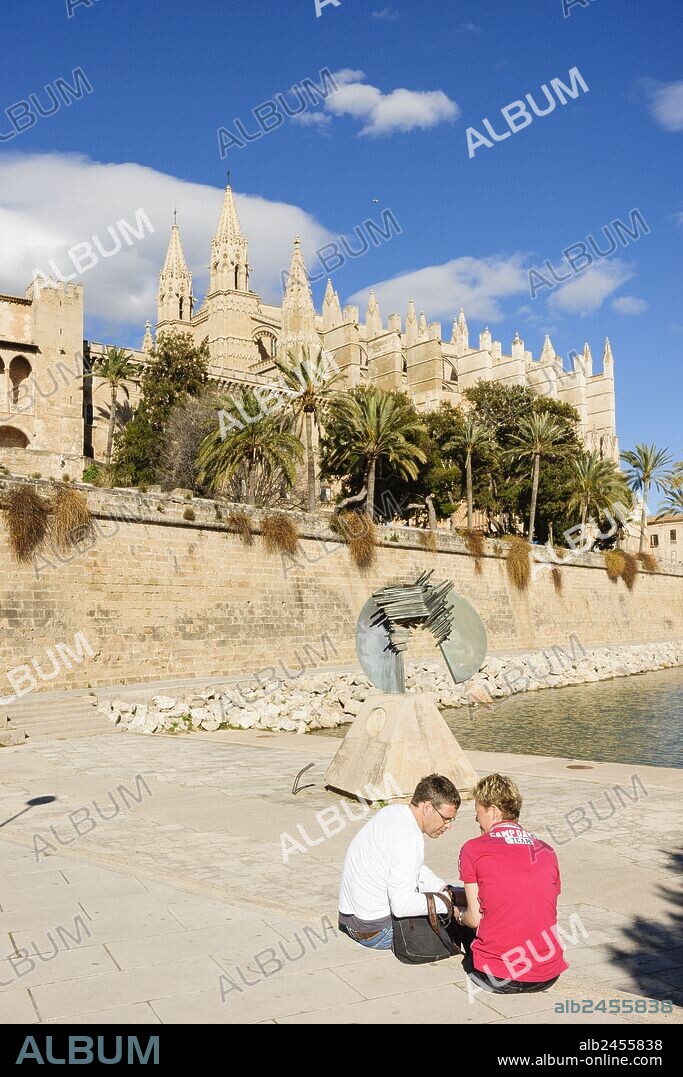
[425,891,453,933]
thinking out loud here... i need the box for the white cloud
[372,7,399,20]
[292,111,332,130]
[673,211,683,231]
[0,152,333,336]
[547,261,634,315]
[643,79,683,132]
[612,296,648,315]
[324,70,459,136]
[347,255,529,324]
[456,22,482,33]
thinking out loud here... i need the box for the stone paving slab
[0,944,116,992]
[32,956,223,1021]
[0,990,38,1023]
[1,729,681,1025]
[151,967,366,1024]
[276,981,502,1024]
[46,1002,161,1025]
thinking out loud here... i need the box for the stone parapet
[0,479,682,695]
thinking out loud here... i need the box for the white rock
[153,696,176,710]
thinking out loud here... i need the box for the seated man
[456,773,569,992]
[338,773,461,950]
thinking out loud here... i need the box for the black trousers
[462,951,559,994]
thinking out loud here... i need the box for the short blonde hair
[474,774,522,821]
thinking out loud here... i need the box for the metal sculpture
[355,570,487,693]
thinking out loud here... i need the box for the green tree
[620,443,672,552]
[112,331,209,486]
[320,386,427,520]
[90,347,139,466]
[462,383,581,538]
[567,452,630,534]
[197,388,303,503]
[444,418,492,530]
[657,462,683,517]
[273,347,343,513]
[507,413,568,542]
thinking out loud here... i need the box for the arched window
[253,331,277,365]
[442,358,458,387]
[9,355,31,405]
[0,425,29,449]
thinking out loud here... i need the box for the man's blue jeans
[340,923,394,950]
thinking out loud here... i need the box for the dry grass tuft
[637,552,658,573]
[464,529,486,558]
[226,510,254,546]
[551,566,563,594]
[2,485,51,561]
[604,549,626,582]
[334,511,377,570]
[261,513,299,556]
[419,530,437,552]
[506,538,532,591]
[621,551,639,591]
[51,487,93,551]
[465,529,486,574]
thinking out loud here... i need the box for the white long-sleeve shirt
[339,804,448,928]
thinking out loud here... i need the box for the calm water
[320,666,683,768]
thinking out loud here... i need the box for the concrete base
[324,692,478,801]
[0,715,27,747]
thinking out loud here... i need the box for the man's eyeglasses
[431,803,457,827]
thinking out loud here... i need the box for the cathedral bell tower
[205,182,259,373]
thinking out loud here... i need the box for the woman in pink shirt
[456,773,569,993]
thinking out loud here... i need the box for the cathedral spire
[278,236,320,357]
[210,182,249,292]
[322,278,343,329]
[452,308,469,352]
[540,334,555,361]
[215,183,243,242]
[405,299,417,346]
[142,320,153,353]
[366,289,382,336]
[603,336,614,368]
[157,214,193,325]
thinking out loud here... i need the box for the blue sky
[0,0,681,456]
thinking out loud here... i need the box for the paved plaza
[0,726,681,1025]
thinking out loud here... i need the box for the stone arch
[9,355,31,404]
[0,425,29,448]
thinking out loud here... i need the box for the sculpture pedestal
[324,692,478,802]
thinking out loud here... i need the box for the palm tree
[322,387,427,519]
[656,461,683,517]
[507,413,567,542]
[91,347,138,465]
[197,388,303,502]
[444,418,491,530]
[273,347,343,513]
[620,443,672,552]
[567,452,630,534]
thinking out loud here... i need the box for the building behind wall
[648,515,680,562]
[0,182,620,481]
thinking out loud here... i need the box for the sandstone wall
[1,482,682,694]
